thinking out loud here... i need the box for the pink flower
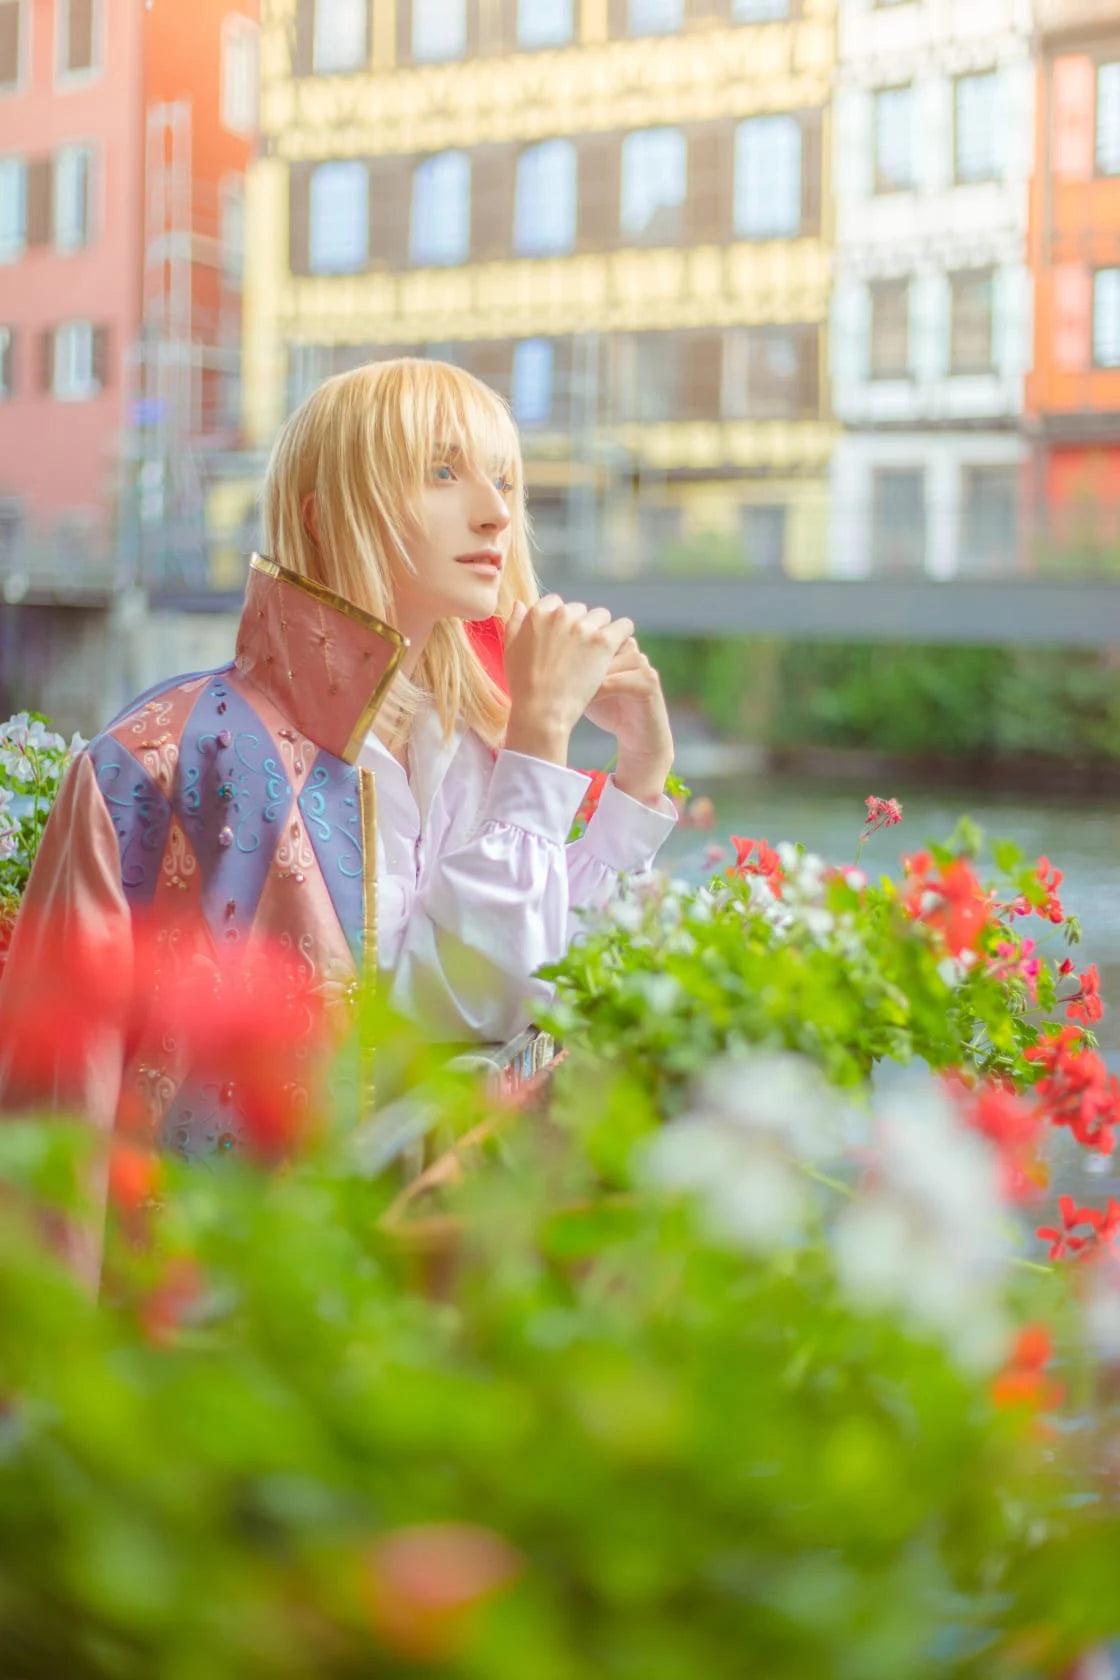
[862,795,903,836]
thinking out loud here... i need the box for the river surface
[658,776,1120,1055]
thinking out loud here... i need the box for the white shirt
[357,708,677,1042]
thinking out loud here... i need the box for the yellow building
[244,0,837,578]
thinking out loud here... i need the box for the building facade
[243,0,837,581]
[1026,0,1120,566]
[0,0,257,602]
[829,0,1035,579]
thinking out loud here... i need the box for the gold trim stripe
[249,553,409,765]
[358,763,378,1117]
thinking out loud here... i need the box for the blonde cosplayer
[262,357,539,755]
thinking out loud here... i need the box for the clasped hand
[504,596,675,808]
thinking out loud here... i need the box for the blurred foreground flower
[363,1523,521,1662]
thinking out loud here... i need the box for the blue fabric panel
[298,749,364,957]
[87,734,172,912]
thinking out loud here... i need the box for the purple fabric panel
[87,735,172,911]
[172,673,293,949]
[297,750,363,958]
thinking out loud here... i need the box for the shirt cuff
[578,775,678,873]
[482,749,588,845]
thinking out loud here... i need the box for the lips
[455,550,502,570]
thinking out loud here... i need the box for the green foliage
[0,711,85,919]
[642,638,1120,764]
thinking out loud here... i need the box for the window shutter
[293,0,314,73]
[1053,263,1091,371]
[576,132,621,251]
[288,161,312,275]
[92,325,109,389]
[687,119,731,244]
[471,143,516,261]
[689,0,729,22]
[469,338,512,397]
[368,156,411,267]
[26,157,52,247]
[39,327,55,393]
[476,0,504,54]
[0,0,19,86]
[683,329,723,420]
[799,107,822,235]
[1052,56,1094,180]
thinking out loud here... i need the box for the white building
[829,0,1035,578]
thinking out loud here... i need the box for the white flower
[0,711,31,748]
[635,973,682,1014]
[66,730,88,759]
[0,744,33,783]
[640,1117,812,1254]
[1083,1259,1120,1362]
[695,1050,852,1163]
[605,896,645,934]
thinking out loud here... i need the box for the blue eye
[433,463,455,482]
[495,476,513,495]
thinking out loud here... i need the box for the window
[220,175,245,284]
[517,0,573,48]
[221,15,258,135]
[0,156,24,261]
[54,144,93,251]
[313,0,367,72]
[621,127,686,242]
[0,0,22,90]
[872,469,925,573]
[734,116,801,238]
[1093,268,1120,367]
[57,0,96,76]
[732,0,788,16]
[627,0,683,34]
[874,85,914,193]
[514,139,576,256]
[0,325,12,398]
[723,324,817,417]
[53,320,98,400]
[412,0,466,63]
[637,499,684,562]
[740,504,786,571]
[309,160,369,273]
[950,269,994,373]
[869,280,910,378]
[411,151,470,266]
[512,338,553,424]
[961,466,1019,572]
[1097,62,1120,176]
[955,72,1000,183]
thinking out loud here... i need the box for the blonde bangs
[261,357,541,752]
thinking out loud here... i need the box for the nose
[469,474,511,536]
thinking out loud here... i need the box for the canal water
[659,776,1120,1056]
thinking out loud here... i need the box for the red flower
[991,1323,1063,1411]
[108,1143,163,1213]
[1066,963,1104,1027]
[1036,1195,1102,1261]
[728,836,784,897]
[903,855,993,956]
[1058,957,1075,977]
[574,769,609,831]
[363,1523,522,1662]
[862,795,903,835]
[1024,1028,1119,1156]
[1013,856,1065,924]
[139,1256,206,1346]
[949,1073,1045,1201]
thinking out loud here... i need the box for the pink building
[0,0,257,592]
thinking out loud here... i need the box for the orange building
[0,0,257,590]
[1027,0,1120,560]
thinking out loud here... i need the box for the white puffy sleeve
[384,750,676,1042]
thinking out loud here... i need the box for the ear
[301,492,319,545]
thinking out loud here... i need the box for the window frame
[871,466,927,574]
[873,83,915,195]
[626,0,684,37]
[54,0,102,86]
[308,158,369,275]
[868,278,911,380]
[1096,60,1120,178]
[960,464,1020,573]
[0,0,27,96]
[733,113,803,240]
[411,0,467,64]
[52,319,97,401]
[953,69,1001,186]
[410,149,471,268]
[0,324,13,399]
[949,266,996,376]
[0,154,26,263]
[516,0,574,50]
[53,141,94,253]
[220,13,259,138]
[219,172,245,286]
[731,0,789,18]
[312,0,368,75]
[620,126,687,244]
[1092,266,1120,369]
[514,137,577,257]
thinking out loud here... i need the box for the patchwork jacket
[0,556,404,1157]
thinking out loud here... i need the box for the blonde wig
[261,357,540,752]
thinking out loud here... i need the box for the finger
[602,616,636,653]
[582,606,614,631]
[593,670,660,696]
[505,600,529,642]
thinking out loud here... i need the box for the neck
[392,607,437,680]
